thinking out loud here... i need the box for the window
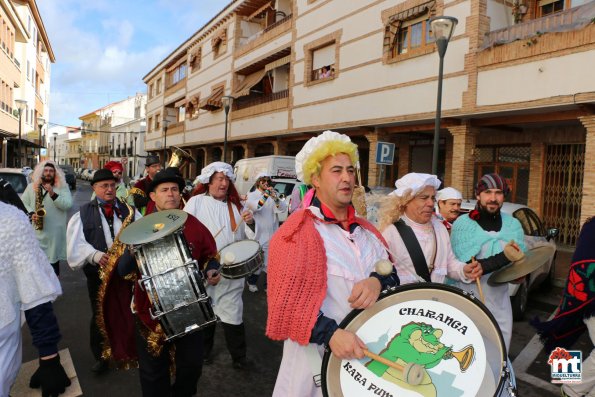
[538,0,565,16]
[149,83,154,98]
[189,46,202,72]
[186,96,200,119]
[304,31,341,86]
[156,78,162,94]
[211,28,227,59]
[311,44,336,82]
[178,106,186,123]
[155,114,161,130]
[27,61,30,80]
[383,1,436,61]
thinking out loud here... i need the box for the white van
[233,155,296,195]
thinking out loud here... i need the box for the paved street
[12,181,588,397]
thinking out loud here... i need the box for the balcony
[484,2,595,48]
[235,14,292,57]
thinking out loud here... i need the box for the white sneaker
[248,284,259,293]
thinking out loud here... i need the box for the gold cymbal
[487,245,556,285]
[120,209,188,245]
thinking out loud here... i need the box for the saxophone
[99,201,135,280]
[33,185,47,230]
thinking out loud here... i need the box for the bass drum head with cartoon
[322,283,508,397]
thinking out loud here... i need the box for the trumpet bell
[451,344,475,372]
[168,146,196,170]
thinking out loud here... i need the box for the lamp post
[429,16,458,176]
[15,99,27,168]
[221,95,234,163]
[53,132,58,162]
[162,119,170,167]
[37,116,45,165]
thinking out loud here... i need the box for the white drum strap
[305,344,323,387]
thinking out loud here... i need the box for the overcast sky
[37,0,227,128]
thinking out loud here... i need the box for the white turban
[436,187,462,201]
[392,173,441,198]
[295,130,358,184]
[196,161,235,184]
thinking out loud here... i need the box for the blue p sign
[376,142,395,165]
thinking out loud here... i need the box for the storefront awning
[199,86,225,111]
[232,69,267,98]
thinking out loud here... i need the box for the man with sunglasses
[245,173,287,292]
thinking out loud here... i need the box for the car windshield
[0,173,28,193]
[272,182,294,196]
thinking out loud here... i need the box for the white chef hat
[436,187,462,201]
[391,173,441,198]
[196,161,235,184]
[295,130,358,185]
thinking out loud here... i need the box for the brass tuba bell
[168,146,196,172]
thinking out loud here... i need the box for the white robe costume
[184,194,255,325]
[245,188,288,272]
[381,214,469,285]
[272,206,389,397]
[0,202,62,395]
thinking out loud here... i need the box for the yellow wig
[301,140,358,185]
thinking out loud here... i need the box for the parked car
[81,169,94,181]
[59,165,77,190]
[0,168,30,197]
[460,200,558,320]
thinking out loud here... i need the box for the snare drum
[322,283,516,397]
[133,229,216,341]
[218,240,264,279]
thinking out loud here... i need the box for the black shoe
[91,360,109,374]
[232,357,252,370]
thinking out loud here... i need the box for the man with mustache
[22,160,73,276]
[450,173,526,350]
[266,131,399,396]
[434,187,463,232]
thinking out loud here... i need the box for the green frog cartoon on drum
[366,321,474,397]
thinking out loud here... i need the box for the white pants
[0,315,22,397]
[562,316,595,397]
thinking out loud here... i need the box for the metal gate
[542,144,585,246]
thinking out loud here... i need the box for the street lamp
[37,116,45,165]
[429,16,458,176]
[221,95,235,163]
[162,119,170,166]
[53,132,58,162]
[15,99,27,168]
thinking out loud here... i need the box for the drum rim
[320,282,508,397]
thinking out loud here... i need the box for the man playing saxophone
[66,169,141,374]
[22,160,73,276]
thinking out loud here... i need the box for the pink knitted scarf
[266,208,388,345]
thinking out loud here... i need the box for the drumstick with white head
[362,349,424,386]
[472,256,485,304]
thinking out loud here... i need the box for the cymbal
[120,209,188,245]
[487,245,556,285]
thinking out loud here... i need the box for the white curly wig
[31,160,66,189]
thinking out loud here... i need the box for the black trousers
[51,261,60,276]
[82,263,104,361]
[203,321,246,362]
[135,325,204,397]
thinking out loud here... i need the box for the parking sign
[375,142,395,165]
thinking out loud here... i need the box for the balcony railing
[233,89,289,111]
[237,14,292,54]
[484,2,595,48]
[263,14,292,34]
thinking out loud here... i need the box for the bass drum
[321,283,516,397]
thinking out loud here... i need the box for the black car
[59,165,77,190]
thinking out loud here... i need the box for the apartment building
[0,0,54,168]
[143,0,595,246]
[79,93,147,173]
